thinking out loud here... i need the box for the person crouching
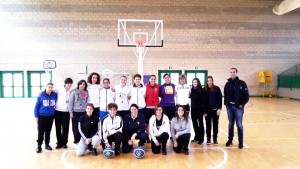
[76,103,100,156]
[149,104,170,155]
[101,103,123,155]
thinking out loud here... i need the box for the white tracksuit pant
[76,135,101,156]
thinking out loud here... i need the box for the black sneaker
[183,149,189,155]
[225,140,232,147]
[207,141,211,145]
[56,144,63,149]
[92,148,98,156]
[115,151,121,155]
[63,145,68,149]
[213,140,218,145]
[36,145,42,153]
[238,143,244,149]
[162,149,167,155]
[45,144,52,150]
[197,141,203,145]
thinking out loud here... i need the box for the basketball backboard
[117,19,163,47]
[117,19,163,77]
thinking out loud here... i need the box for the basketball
[133,146,145,159]
[103,147,115,159]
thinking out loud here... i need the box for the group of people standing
[34,67,249,156]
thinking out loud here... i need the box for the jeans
[226,105,244,143]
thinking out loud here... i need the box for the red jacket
[145,82,160,107]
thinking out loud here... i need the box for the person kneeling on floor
[149,104,170,155]
[171,106,192,155]
[76,103,101,156]
[122,104,147,153]
[101,103,123,155]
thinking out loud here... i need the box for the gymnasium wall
[0,0,300,97]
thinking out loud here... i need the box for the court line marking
[277,111,300,118]
[219,128,250,148]
[213,147,228,169]
[244,138,300,140]
[61,146,228,169]
[244,123,300,125]
[62,150,75,169]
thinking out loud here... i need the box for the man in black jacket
[224,68,249,149]
[122,104,147,153]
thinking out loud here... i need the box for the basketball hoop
[102,69,113,78]
[43,60,56,69]
[136,40,145,47]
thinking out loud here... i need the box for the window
[158,70,182,85]
[185,70,208,87]
[0,71,24,98]
[27,71,50,98]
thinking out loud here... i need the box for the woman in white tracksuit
[87,72,102,119]
[129,74,146,117]
[115,75,131,119]
[101,103,123,155]
[149,104,170,155]
[99,78,115,120]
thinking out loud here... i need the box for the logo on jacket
[165,86,173,94]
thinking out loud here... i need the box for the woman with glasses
[149,104,169,155]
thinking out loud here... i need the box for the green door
[185,70,208,87]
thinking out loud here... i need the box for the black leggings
[72,111,85,144]
[191,108,204,143]
[151,132,169,154]
[122,132,147,153]
[101,131,122,152]
[163,106,176,121]
[205,109,219,141]
[173,133,191,153]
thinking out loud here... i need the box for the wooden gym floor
[1,97,300,169]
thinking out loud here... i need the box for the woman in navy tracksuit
[34,83,57,153]
[122,104,147,153]
[204,76,222,145]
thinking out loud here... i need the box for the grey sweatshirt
[68,89,89,115]
[170,116,191,144]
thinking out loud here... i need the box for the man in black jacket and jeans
[224,68,249,149]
